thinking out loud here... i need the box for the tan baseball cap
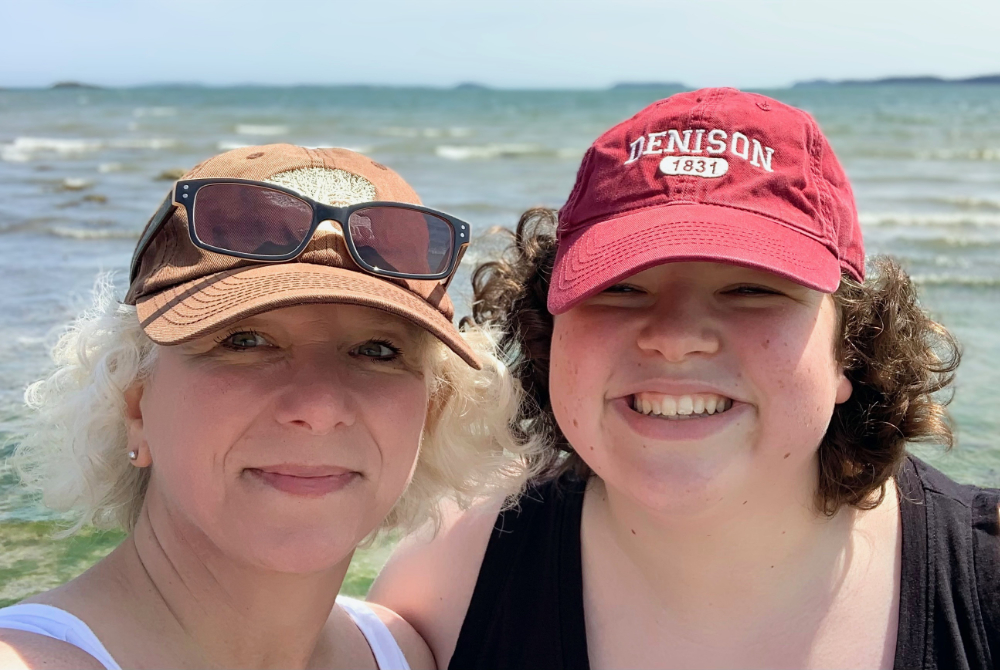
[124,143,480,368]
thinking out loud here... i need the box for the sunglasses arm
[442,243,468,290]
[129,191,176,284]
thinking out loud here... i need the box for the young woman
[0,144,541,670]
[370,89,1000,669]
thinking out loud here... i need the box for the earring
[128,450,138,461]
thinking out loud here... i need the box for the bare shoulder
[367,495,505,668]
[361,602,436,670]
[0,630,106,670]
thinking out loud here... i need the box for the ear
[124,383,152,468]
[835,369,853,405]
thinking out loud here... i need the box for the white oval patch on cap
[266,167,376,206]
[659,156,729,178]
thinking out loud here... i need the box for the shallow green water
[0,519,394,608]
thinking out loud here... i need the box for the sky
[2,0,999,89]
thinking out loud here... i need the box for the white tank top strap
[0,603,121,670]
[336,596,411,670]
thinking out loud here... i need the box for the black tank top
[449,456,1000,670]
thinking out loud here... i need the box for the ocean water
[1,84,999,525]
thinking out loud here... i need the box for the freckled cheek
[756,349,839,439]
[550,326,608,442]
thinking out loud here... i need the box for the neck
[117,501,350,669]
[583,457,896,637]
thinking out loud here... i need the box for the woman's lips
[246,465,359,497]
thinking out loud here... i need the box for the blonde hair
[12,275,545,536]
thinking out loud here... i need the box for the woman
[0,144,540,669]
[370,89,1000,669]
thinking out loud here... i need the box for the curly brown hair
[465,207,962,514]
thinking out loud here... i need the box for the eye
[352,339,401,361]
[216,329,271,350]
[601,283,644,294]
[726,284,783,296]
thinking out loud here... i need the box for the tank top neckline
[0,597,408,670]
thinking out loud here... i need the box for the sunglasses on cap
[129,178,471,288]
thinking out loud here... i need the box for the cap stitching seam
[564,200,832,247]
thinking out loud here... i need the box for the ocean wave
[905,235,1000,250]
[108,138,178,150]
[914,148,1000,161]
[59,178,91,191]
[1,137,101,162]
[47,226,138,240]
[217,141,251,151]
[132,106,177,118]
[381,126,472,139]
[435,143,553,160]
[860,213,1000,228]
[234,124,289,136]
[0,136,177,162]
[911,274,1000,288]
[924,195,1000,211]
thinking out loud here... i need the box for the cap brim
[136,263,481,369]
[548,203,841,314]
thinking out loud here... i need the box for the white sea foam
[914,148,1000,161]
[97,162,123,173]
[435,143,548,160]
[1,137,101,162]
[0,136,177,162]
[860,212,1000,228]
[931,195,1000,211]
[235,124,289,136]
[911,274,1000,288]
[47,226,138,240]
[382,126,472,139]
[132,107,177,118]
[60,178,91,191]
[217,141,251,151]
[108,138,178,150]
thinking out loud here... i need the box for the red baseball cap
[548,87,864,314]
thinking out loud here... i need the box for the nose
[272,355,356,435]
[635,291,721,363]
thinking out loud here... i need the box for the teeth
[661,396,677,417]
[631,392,733,419]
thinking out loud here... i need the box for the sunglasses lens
[192,183,313,257]
[348,207,455,276]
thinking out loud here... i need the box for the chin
[220,508,378,574]
[237,530,362,574]
[594,442,756,516]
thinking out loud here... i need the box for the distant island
[793,74,1000,88]
[50,81,103,90]
[453,82,491,91]
[611,82,685,90]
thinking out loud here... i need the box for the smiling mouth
[630,392,734,420]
